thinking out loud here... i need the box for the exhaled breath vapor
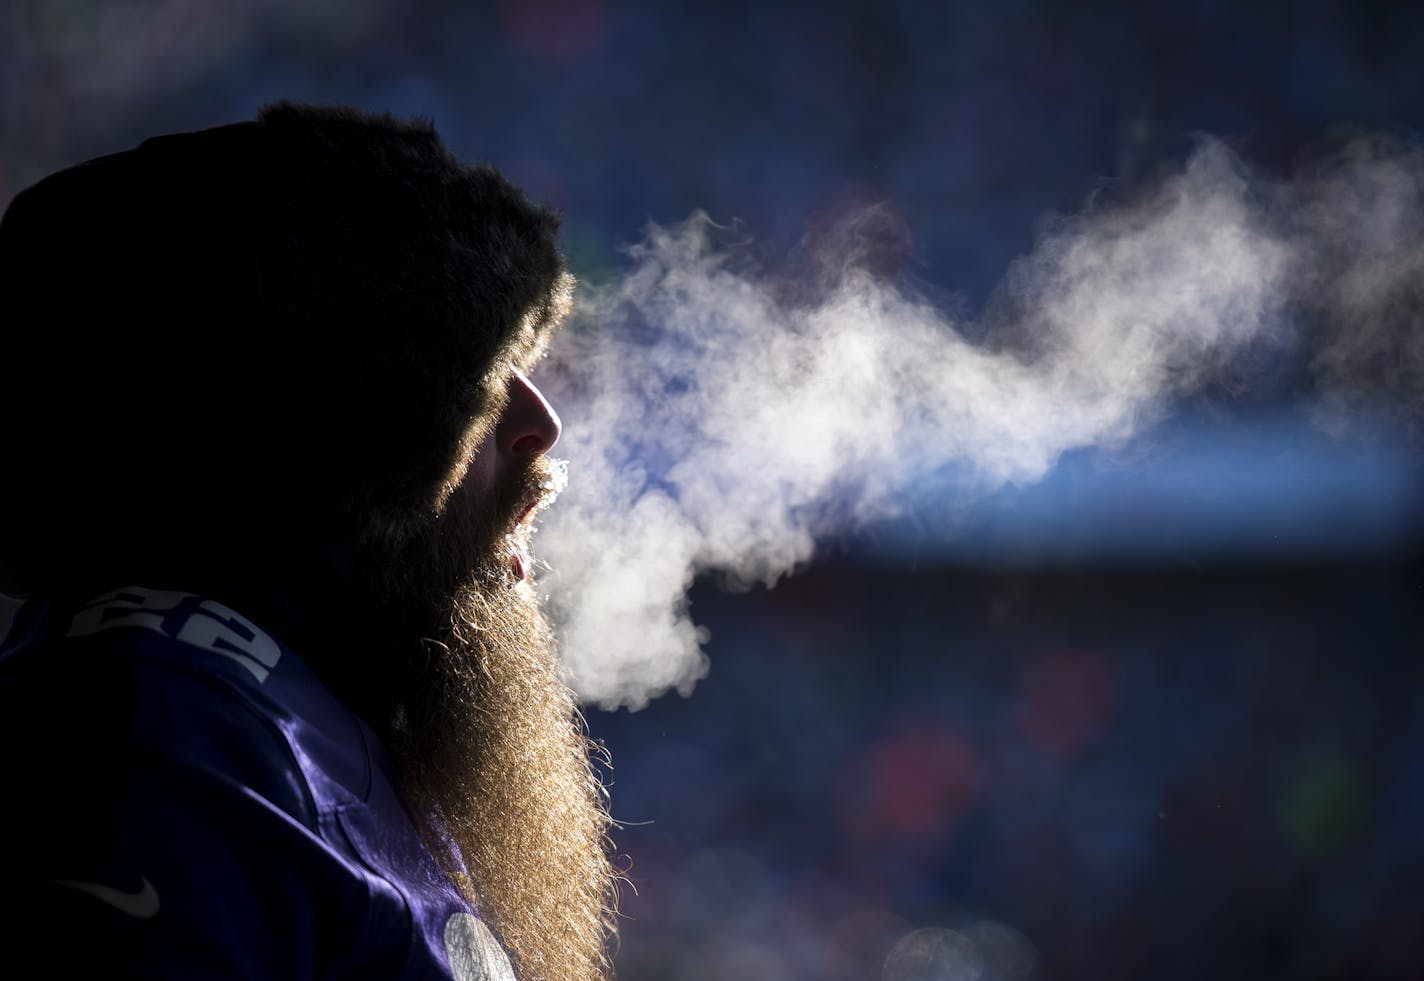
[537,137,1424,711]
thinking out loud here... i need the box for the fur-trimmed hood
[0,103,571,594]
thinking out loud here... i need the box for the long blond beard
[370,476,618,980]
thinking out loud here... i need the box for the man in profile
[0,103,616,980]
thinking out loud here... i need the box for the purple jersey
[0,585,514,980]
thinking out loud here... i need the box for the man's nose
[496,368,562,456]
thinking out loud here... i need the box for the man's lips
[508,500,541,582]
[508,472,563,582]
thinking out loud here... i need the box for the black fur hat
[0,103,572,595]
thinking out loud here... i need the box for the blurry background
[2,1,1422,978]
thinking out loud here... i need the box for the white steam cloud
[537,137,1424,711]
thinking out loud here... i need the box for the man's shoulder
[0,586,347,826]
[17,586,288,684]
[2,587,296,738]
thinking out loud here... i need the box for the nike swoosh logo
[51,875,160,919]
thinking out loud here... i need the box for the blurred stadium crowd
[597,561,1423,979]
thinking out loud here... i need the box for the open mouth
[509,539,529,581]
[508,503,538,581]
[506,459,567,582]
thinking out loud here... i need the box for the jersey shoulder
[0,586,323,838]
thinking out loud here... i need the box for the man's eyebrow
[510,298,571,372]
[511,330,554,374]
[525,269,576,362]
